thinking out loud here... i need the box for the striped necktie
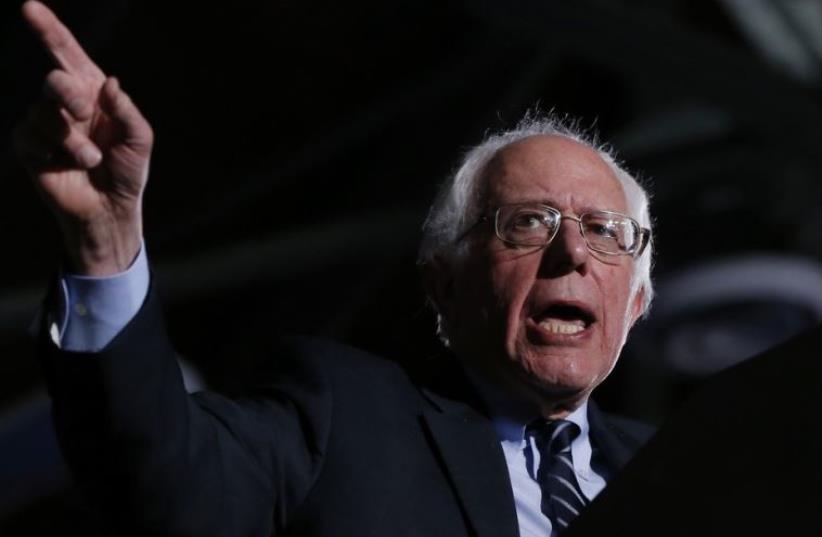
[527,419,589,534]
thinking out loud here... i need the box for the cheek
[598,272,637,351]
[457,254,536,344]
[450,262,500,341]
[489,261,535,317]
[488,267,545,362]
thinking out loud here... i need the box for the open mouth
[532,303,596,336]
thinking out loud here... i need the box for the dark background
[1,0,822,533]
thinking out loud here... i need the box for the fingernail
[79,146,102,167]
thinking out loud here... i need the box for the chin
[511,345,602,402]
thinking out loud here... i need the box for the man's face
[440,135,644,415]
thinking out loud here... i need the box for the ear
[419,254,456,320]
[628,286,646,328]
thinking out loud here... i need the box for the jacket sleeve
[38,280,332,536]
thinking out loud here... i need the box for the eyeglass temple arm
[635,228,651,257]
[455,215,491,244]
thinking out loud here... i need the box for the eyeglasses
[465,202,651,257]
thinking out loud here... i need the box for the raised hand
[14,0,153,276]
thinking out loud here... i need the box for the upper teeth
[539,318,585,334]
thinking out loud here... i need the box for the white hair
[419,112,654,321]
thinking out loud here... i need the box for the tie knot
[527,419,580,456]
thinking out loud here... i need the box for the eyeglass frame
[458,202,651,258]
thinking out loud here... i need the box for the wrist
[61,211,143,276]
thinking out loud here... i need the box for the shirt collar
[461,364,590,442]
[463,365,596,479]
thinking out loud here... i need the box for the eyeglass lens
[496,205,639,254]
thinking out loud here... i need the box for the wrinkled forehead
[481,135,628,214]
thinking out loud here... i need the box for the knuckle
[44,68,65,85]
[44,71,73,100]
[60,132,81,152]
[142,125,155,146]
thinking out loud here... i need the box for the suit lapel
[587,400,635,472]
[421,388,520,537]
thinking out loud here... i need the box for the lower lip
[525,318,594,345]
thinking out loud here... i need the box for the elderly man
[16,2,654,536]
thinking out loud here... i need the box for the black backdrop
[1,0,822,533]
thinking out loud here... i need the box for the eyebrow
[502,199,615,215]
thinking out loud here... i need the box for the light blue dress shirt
[55,246,609,536]
[467,372,609,537]
[53,244,149,352]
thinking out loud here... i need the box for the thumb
[98,76,153,151]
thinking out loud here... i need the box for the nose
[538,217,590,277]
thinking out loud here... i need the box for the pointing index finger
[22,1,105,81]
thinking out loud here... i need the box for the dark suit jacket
[39,286,654,536]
